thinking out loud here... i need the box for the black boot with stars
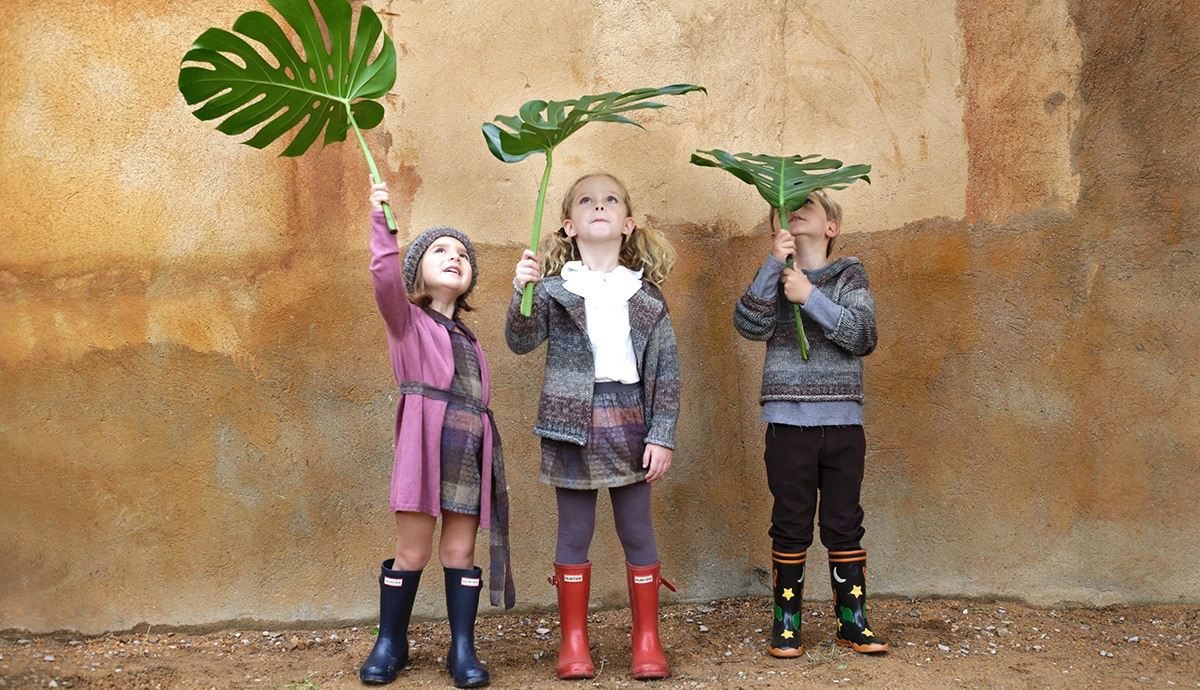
[768,549,806,657]
[829,549,889,653]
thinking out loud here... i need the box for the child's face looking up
[418,236,473,298]
[562,175,635,245]
[776,196,837,240]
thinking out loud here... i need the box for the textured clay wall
[1,0,1196,633]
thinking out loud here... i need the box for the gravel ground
[2,596,1197,689]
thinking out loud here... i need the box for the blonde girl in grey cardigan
[506,173,680,681]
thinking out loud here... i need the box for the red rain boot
[626,561,676,680]
[550,562,595,679]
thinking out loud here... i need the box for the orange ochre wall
[1,0,1197,633]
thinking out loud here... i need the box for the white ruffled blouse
[560,261,643,384]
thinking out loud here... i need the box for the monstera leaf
[691,150,872,360]
[178,0,399,230]
[483,84,706,316]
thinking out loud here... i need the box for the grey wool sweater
[733,256,877,405]
[505,276,680,449]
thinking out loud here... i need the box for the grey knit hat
[402,226,478,298]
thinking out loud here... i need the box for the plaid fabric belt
[400,380,515,609]
[400,381,491,417]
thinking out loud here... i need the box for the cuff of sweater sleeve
[739,288,775,311]
[749,254,787,299]
[801,289,843,335]
[644,436,675,451]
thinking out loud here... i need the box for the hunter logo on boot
[563,574,584,583]
[633,575,655,585]
[383,576,404,587]
[461,576,481,587]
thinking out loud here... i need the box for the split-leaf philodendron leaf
[483,84,706,316]
[178,0,400,230]
[691,150,872,359]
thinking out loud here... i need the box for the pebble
[535,627,550,636]
[937,644,951,652]
[699,625,709,632]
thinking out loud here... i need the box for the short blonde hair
[812,189,843,258]
[540,173,676,286]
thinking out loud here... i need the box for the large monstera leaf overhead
[483,84,706,316]
[178,0,399,229]
[691,150,872,360]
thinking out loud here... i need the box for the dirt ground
[2,596,1197,689]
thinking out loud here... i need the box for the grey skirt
[540,382,648,490]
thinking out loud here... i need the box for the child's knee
[438,539,476,568]
[395,544,433,571]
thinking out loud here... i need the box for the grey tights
[555,482,658,566]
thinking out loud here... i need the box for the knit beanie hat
[402,226,478,298]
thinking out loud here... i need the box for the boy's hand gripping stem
[778,207,810,360]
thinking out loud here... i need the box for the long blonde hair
[539,173,676,286]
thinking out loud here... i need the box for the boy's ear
[826,219,841,239]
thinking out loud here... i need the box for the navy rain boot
[359,560,422,684]
[444,566,489,688]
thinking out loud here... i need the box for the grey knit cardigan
[733,257,877,404]
[505,276,680,449]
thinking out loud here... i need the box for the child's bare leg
[393,511,436,571]
[438,511,481,569]
[440,510,488,687]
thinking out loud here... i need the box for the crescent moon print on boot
[828,550,889,654]
[768,550,806,658]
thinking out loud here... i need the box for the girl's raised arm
[368,183,415,339]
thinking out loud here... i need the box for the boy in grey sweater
[733,189,888,658]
